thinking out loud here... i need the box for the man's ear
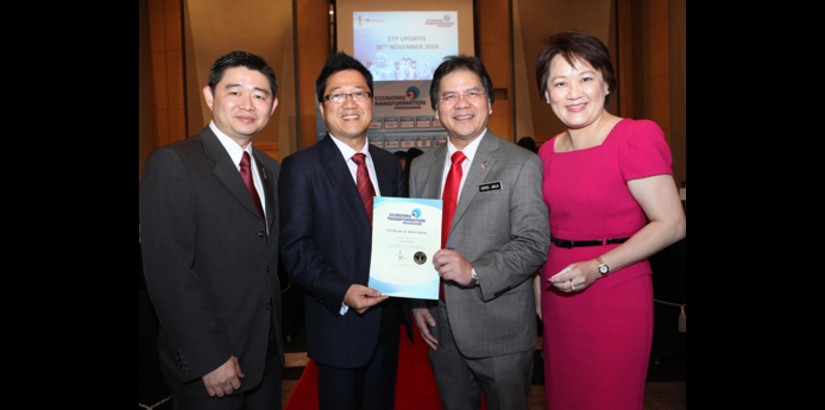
[203,86,214,111]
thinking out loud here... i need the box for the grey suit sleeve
[473,154,549,301]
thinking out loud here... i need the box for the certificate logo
[414,251,427,265]
[387,208,427,225]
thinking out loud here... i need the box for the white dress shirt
[210,121,267,225]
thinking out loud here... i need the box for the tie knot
[240,151,251,168]
[451,151,466,165]
[352,153,367,165]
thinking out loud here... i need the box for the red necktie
[240,151,265,222]
[352,153,376,223]
[440,151,466,300]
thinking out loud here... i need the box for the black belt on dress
[551,237,629,248]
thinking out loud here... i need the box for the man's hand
[202,355,244,397]
[344,284,390,314]
[433,249,474,286]
[412,306,440,350]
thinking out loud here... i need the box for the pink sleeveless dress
[539,119,673,409]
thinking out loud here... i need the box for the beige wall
[511,0,685,182]
[513,0,615,146]
[183,0,296,160]
[295,0,330,150]
[140,0,684,181]
[477,0,514,142]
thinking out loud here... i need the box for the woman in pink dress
[533,31,685,409]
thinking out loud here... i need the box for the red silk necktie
[440,151,466,300]
[352,153,376,223]
[240,151,265,222]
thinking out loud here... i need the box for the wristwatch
[470,269,479,286]
[596,257,610,276]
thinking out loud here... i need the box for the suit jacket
[279,135,408,368]
[140,127,283,398]
[409,131,550,358]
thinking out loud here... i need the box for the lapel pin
[480,161,487,170]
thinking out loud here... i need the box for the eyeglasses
[322,91,373,103]
[439,90,486,104]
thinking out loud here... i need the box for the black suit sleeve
[279,155,353,314]
[140,149,231,382]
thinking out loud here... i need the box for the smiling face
[435,69,492,147]
[202,66,278,148]
[544,55,609,131]
[318,69,373,149]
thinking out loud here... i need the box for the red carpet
[285,328,443,409]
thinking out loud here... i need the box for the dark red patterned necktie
[240,151,265,222]
[352,153,376,223]
[440,151,466,300]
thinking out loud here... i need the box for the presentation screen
[353,11,459,81]
[317,0,475,151]
[337,0,475,60]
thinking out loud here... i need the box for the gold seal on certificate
[368,197,442,299]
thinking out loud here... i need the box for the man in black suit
[279,52,408,410]
[140,50,282,410]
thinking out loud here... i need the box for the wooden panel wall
[146,0,186,151]
[183,0,296,161]
[477,0,514,142]
[295,0,331,150]
[141,0,684,181]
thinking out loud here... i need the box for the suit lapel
[451,133,499,230]
[201,129,265,222]
[319,136,372,243]
[423,145,448,199]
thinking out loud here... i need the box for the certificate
[368,197,442,300]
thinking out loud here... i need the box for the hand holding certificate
[368,197,442,300]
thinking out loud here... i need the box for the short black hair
[208,50,278,97]
[429,55,495,111]
[315,52,373,102]
[517,136,538,153]
[535,31,616,105]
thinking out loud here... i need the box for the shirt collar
[447,128,487,165]
[210,121,253,167]
[329,133,371,162]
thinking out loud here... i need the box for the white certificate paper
[368,197,442,300]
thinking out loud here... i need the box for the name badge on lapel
[478,181,502,192]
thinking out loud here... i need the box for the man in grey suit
[140,51,282,410]
[409,55,549,410]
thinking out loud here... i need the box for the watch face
[598,264,609,275]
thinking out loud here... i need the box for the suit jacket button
[258,231,266,238]
[265,302,272,310]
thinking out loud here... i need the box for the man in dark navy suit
[140,50,282,410]
[279,52,409,410]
